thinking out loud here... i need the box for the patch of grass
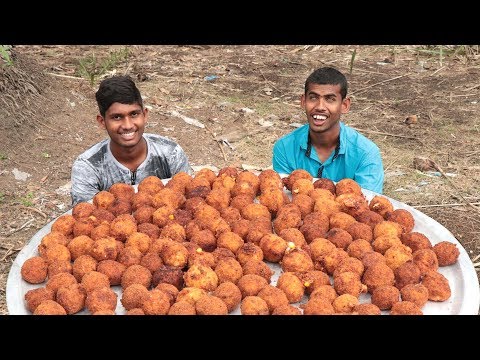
[20,192,34,207]
[0,45,13,66]
[0,152,7,160]
[41,152,51,158]
[254,101,275,116]
[76,47,130,86]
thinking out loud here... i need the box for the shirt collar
[304,122,346,158]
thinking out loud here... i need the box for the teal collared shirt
[272,122,384,193]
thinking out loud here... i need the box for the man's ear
[143,107,149,123]
[96,114,106,129]
[300,94,306,108]
[341,97,351,114]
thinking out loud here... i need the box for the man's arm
[169,144,193,175]
[272,141,293,175]
[70,159,102,206]
[354,149,384,194]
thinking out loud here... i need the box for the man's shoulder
[342,123,380,152]
[75,139,109,162]
[144,133,179,148]
[276,124,308,145]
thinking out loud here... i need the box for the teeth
[313,115,327,120]
[121,132,135,138]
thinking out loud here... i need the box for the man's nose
[122,116,134,128]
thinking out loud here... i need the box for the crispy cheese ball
[21,256,48,284]
[56,283,87,314]
[433,241,460,266]
[133,206,156,225]
[354,210,384,230]
[109,182,135,202]
[309,238,336,263]
[333,257,365,277]
[303,297,335,315]
[322,248,349,275]
[326,228,353,250]
[422,270,451,301]
[230,194,255,212]
[273,205,302,235]
[33,300,67,315]
[335,178,362,196]
[347,239,373,260]
[333,271,366,297]
[91,208,116,227]
[152,206,175,228]
[131,192,153,211]
[72,202,96,220]
[279,228,307,248]
[291,178,314,196]
[362,262,395,294]
[46,273,77,295]
[401,232,432,252]
[152,266,184,290]
[369,196,394,218]
[107,199,132,217]
[110,214,137,242]
[282,247,314,273]
[81,271,111,294]
[68,235,94,260]
[93,191,116,210]
[40,243,71,265]
[117,246,142,267]
[372,234,402,255]
[242,260,274,283]
[333,293,359,313]
[40,231,69,250]
[167,172,193,194]
[283,169,313,191]
[384,244,413,271]
[313,178,336,194]
[121,264,152,289]
[86,287,118,313]
[400,283,429,307]
[386,209,415,233]
[236,243,263,265]
[217,231,244,254]
[241,296,270,315]
[140,252,163,274]
[184,264,218,291]
[190,229,216,252]
[231,219,250,240]
[187,248,215,268]
[153,188,186,209]
[394,261,422,290]
[171,209,193,227]
[330,212,356,231]
[72,255,97,282]
[125,232,152,254]
[97,260,126,286]
[299,212,330,244]
[272,304,302,315]
[161,242,188,268]
[142,289,171,315]
[259,234,287,263]
[373,221,403,239]
[91,224,111,241]
[212,282,242,313]
[176,287,208,306]
[246,217,274,245]
[413,249,439,275]
[259,169,283,191]
[362,251,386,269]
[25,287,55,313]
[276,272,304,303]
[48,260,73,278]
[237,274,268,298]
[313,198,342,218]
[168,301,196,315]
[220,207,242,227]
[138,175,164,195]
[205,187,231,211]
[121,283,150,310]
[291,193,314,219]
[90,237,118,261]
[309,285,337,304]
[371,285,400,310]
[236,171,260,194]
[296,270,331,295]
[353,303,382,315]
[241,203,271,221]
[155,283,180,306]
[390,301,423,315]
[215,257,243,284]
[51,214,76,237]
[137,223,160,241]
[73,217,95,237]
[259,188,289,216]
[258,285,289,313]
[346,222,373,242]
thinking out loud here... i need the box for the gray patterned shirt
[70,133,192,205]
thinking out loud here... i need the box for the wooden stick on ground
[414,202,480,209]
[204,125,228,162]
[18,205,48,219]
[351,73,413,96]
[352,127,418,140]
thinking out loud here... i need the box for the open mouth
[120,131,137,140]
[312,114,327,126]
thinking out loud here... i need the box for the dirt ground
[1,45,480,314]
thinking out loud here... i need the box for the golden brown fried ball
[322,248,349,275]
[148,237,171,256]
[155,283,180,306]
[137,223,160,241]
[362,251,387,269]
[140,252,163,274]
[91,224,111,241]
[237,274,268,298]
[372,234,402,255]
[39,232,69,253]
[333,257,365,277]
[152,187,186,209]
[72,202,96,220]
[142,289,171,315]
[96,260,126,286]
[241,203,271,221]
[230,194,255,211]
[107,199,132,217]
[196,168,217,184]
[433,241,460,266]
[258,285,289,313]
[46,272,77,295]
[138,175,164,195]
[346,222,373,242]
[133,205,156,225]
[236,243,263,265]
[326,228,353,250]
[126,308,145,315]
[176,287,207,306]
[185,186,211,200]
[273,204,302,235]
[216,231,243,254]
[194,202,221,225]
[91,208,116,226]
[362,262,395,294]
[168,301,196,315]
[90,237,118,262]
[259,189,290,216]
[167,171,194,194]
[72,255,97,282]
[237,170,260,193]
[131,191,153,211]
[121,264,152,289]
[215,257,243,284]
[241,296,270,315]
[400,283,429,307]
[40,243,71,265]
[353,303,381,315]
[161,242,188,268]
[310,188,335,203]
[185,177,211,195]
[86,287,118,313]
[412,249,439,275]
[25,287,55,313]
[291,193,314,219]
[242,260,274,283]
[401,232,432,252]
[56,283,86,314]
[336,178,363,196]
[271,304,302,315]
[51,214,76,237]
[183,264,218,291]
[369,196,394,219]
[151,205,175,228]
[117,246,143,267]
[246,217,274,245]
[212,175,236,192]
[109,182,135,202]
[354,210,384,230]
[213,281,242,313]
[291,178,314,197]
[125,232,152,254]
[373,221,403,239]
[220,207,242,227]
[309,238,336,263]
[259,171,283,193]
[313,197,342,218]
[33,300,67,315]
[394,260,421,290]
[259,234,287,263]
[282,247,314,272]
[329,212,356,231]
[230,219,250,240]
[81,271,111,294]
[390,301,423,315]
[205,187,231,211]
[67,235,94,261]
[333,271,366,297]
[279,228,307,248]
[110,214,137,242]
[276,272,304,303]
[422,270,451,301]
[313,178,336,195]
[93,191,116,210]
[384,244,413,271]
[231,181,257,198]
[283,169,313,191]
[332,293,359,313]
[21,256,48,284]
[309,285,337,304]
[296,270,331,295]
[299,212,330,244]
[121,283,150,310]
[171,209,193,227]
[303,297,335,315]
[187,248,216,268]
[386,209,415,233]
[371,285,400,310]
[48,260,73,278]
[72,217,95,237]
[347,239,373,260]
[212,247,236,266]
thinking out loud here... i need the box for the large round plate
[6,184,480,314]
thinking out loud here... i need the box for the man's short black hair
[95,75,143,117]
[305,67,348,99]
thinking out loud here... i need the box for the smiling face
[301,83,350,134]
[97,102,148,149]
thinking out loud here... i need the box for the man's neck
[110,137,147,171]
[309,124,340,162]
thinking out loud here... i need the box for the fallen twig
[351,127,418,140]
[351,73,413,96]
[414,202,480,209]
[1,244,18,261]
[471,254,480,263]
[18,205,48,219]
[46,72,85,80]
[6,218,35,237]
[204,125,228,162]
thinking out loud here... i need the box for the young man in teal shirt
[272,67,384,193]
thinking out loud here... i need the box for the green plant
[41,152,51,158]
[20,192,34,207]
[0,192,4,203]
[0,152,7,160]
[0,45,13,66]
[349,48,357,75]
[76,47,130,86]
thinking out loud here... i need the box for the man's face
[301,83,350,134]
[97,102,148,148]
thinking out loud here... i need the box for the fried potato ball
[230,218,250,240]
[167,172,194,194]
[273,204,302,235]
[283,169,313,191]
[189,229,215,252]
[151,266,184,290]
[259,188,290,216]
[107,198,132,217]
[390,301,423,315]
[125,232,152,254]
[121,283,150,310]
[109,182,135,202]
[401,232,432,252]
[205,187,231,211]
[93,191,116,210]
[215,257,243,284]
[72,217,96,237]
[413,249,439,275]
[336,178,362,196]
[168,301,196,315]
[151,206,174,229]
[299,212,330,244]
[241,296,270,315]
[185,186,211,201]
[362,262,395,294]
[152,187,186,210]
[46,272,77,295]
[259,234,287,263]
[56,283,86,314]
[81,271,111,294]
[433,241,460,266]
[373,221,403,239]
[309,238,336,263]
[309,285,337,304]
[296,271,331,295]
[362,251,386,269]
[155,283,180,306]
[371,285,400,310]
[386,209,415,233]
[333,293,359,313]
[212,282,242,313]
[372,234,402,255]
[291,178,314,197]
[121,264,152,289]
[217,231,244,254]
[353,303,382,315]
[272,304,302,315]
[48,260,73,278]
[246,217,274,245]
[259,170,283,193]
[41,243,71,265]
[369,196,394,218]
[242,260,274,283]
[183,264,218,291]
[140,252,163,274]
[313,178,336,195]
[384,244,413,271]
[21,256,48,284]
[237,274,268,298]
[91,208,116,226]
[241,203,271,221]
[91,224,111,241]
[279,228,306,248]
[313,197,342,218]
[303,297,335,315]
[51,214,76,237]
[68,235,94,261]
[394,260,422,290]
[326,228,353,250]
[171,209,193,227]
[347,239,373,260]
[161,242,188,268]
[33,300,67,315]
[282,247,314,272]
[110,214,137,242]
[90,237,118,262]
[290,193,314,219]
[258,285,289,313]
[329,212,356,231]
[72,202,96,220]
[25,287,55,313]
[72,255,97,282]
[131,191,153,212]
[39,231,69,252]
[400,283,429,307]
[276,272,304,303]
[133,205,155,225]
[236,243,263,266]
[231,181,257,198]
[138,175,164,195]
[333,271,366,297]
[96,260,126,286]
[142,289,171,315]
[137,223,160,241]
[86,287,118,313]
[422,270,451,301]
[219,207,241,227]
[117,246,143,267]
[333,257,365,277]
[354,210,384,230]
[187,248,216,268]
[230,194,255,211]
[322,248,349,275]
[346,222,373,242]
